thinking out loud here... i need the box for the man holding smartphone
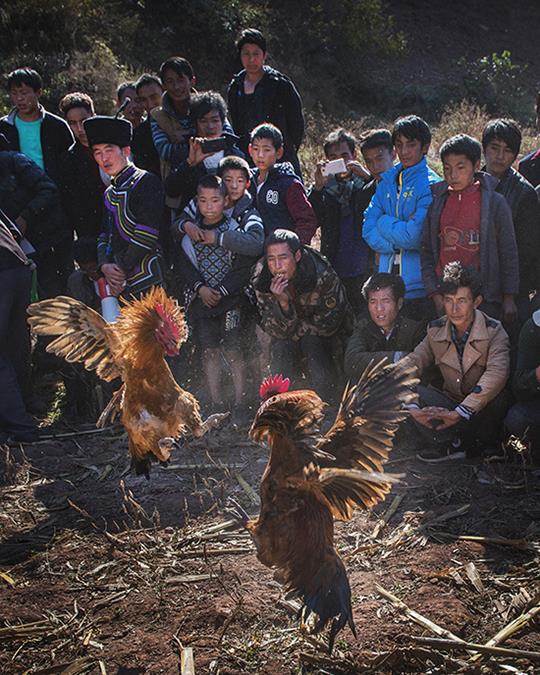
[164,91,244,209]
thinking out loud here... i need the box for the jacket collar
[432,171,498,197]
[111,162,137,187]
[6,103,46,126]
[380,156,428,185]
[431,309,490,343]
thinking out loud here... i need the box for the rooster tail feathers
[299,554,356,653]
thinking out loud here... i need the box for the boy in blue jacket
[248,123,317,245]
[363,115,439,321]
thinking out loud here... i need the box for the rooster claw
[225,496,250,528]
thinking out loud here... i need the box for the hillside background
[2,0,540,169]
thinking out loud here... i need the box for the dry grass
[300,98,539,179]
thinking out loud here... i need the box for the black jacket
[131,118,161,177]
[519,149,540,189]
[492,167,540,295]
[0,107,74,186]
[512,318,540,399]
[309,178,376,268]
[227,66,304,173]
[58,142,105,239]
[344,314,426,379]
[0,150,69,250]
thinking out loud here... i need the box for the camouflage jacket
[251,246,351,340]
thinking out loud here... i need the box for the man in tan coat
[401,261,510,462]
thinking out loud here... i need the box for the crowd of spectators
[2,27,540,465]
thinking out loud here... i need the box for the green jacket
[252,246,351,341]
[344,315,425,379]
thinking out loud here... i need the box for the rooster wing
[27,296,121,381]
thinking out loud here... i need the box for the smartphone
[321,158,347,176]
[200,136,228,153]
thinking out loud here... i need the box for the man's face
[119,87,144,125]
[66,106,94,147]
[137,83,163,114]
[394,134,429,169]
[9,83,40,117]
[240,43,266,75]
[249,138,282,172]
[266,243,300,280]
[197,187,225,223]
[196,109,223,138]
[443,286,481,330]
[92,144,130,176]
[361,145,395,180]
[367,287,402,333]
[325,141,355,180]
[162,69,194,106]
[443,153,479,191]
[484,137,516,177]
[222,168,249,203]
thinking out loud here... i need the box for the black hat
[83,116,132,148]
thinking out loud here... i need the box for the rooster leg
[224,496,250,528]
[193,411,230,437]
[158,436,184,458]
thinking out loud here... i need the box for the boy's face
[249,137,283,172]
[484,137,516,177]
[162,69,194,106]
[443,286,482,332]
[66,106,94,147]
[394,134,429,169]
[442,153,479,191]
[9,83,40,116]
[325,140,355,180]
[266,243,300,280]
[137,83,163,114]
[196,109,223,138]
[367,287,403,333]
[222,168,249,203]
[361,145,395,180]
[198,186,226,224]
[240,43,266,75]
[92,143,130,176]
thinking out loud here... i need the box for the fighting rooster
[27,287,227,477]
[242,361,417,651]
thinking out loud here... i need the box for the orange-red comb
[155,302,180,340]
[260,374,290,399]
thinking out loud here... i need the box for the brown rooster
[27,287,227,477]
[241,361,417,651]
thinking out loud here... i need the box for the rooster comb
[260,374,290,399]
[155,302,180,340]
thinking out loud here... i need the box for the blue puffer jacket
[363,157,440,298]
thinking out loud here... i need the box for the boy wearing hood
[421,134,519,322]
[363,115,439,322]
[248,123,317,245]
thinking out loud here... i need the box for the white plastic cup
[97,278,121,323]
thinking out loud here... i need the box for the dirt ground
[0,395,539,674]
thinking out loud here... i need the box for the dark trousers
[505,399,540,462]
[0,266,36,436]
[341,275,367,318]
[411,384,510,450]
[271,334,338,401]
[33,238,74,298]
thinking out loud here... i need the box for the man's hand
[198,285,221,308]
[409,406,461,431]
[502,294,518,324]
[184,221,205,243]
[187,137,212,167]
[199,229,217,245]
[431,409,461,430]
[409,407,437,428]
[314,160,329,191]
[270,273,290,311]
[535,364,540,382]
[346,160,370,180]
[431,293,444,316]
[101,263,126,296]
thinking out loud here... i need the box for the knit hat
[83,116,132,148]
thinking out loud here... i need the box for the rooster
[240,361,417,651]
[27,287,227,477]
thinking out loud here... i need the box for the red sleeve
[285,180,318,245]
